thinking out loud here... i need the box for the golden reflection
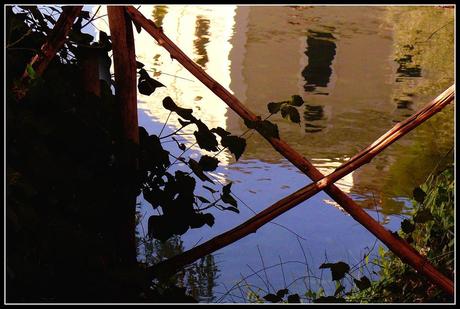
[193,16,210,68]
[94,5,238,165]
[313,158,354,194]
[152,5,168,27]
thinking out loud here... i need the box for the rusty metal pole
[108,6,139,266]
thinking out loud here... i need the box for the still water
[93,5,454,302]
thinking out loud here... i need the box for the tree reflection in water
[139,235,219,302]
[194,16,211,68]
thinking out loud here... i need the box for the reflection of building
[95,5,395,196]
[226,6,354,193]
[227,6,399,197]
[94,5,238,165]
[302,30,336,93]
[302,30,337,133]
[137,5,236,129]
[93,6,440,212]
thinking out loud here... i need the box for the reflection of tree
[185,255,219,302]
[193,16,210,68]
[138,235,219,302]
[378,7,454,212]
[152,5,168,27]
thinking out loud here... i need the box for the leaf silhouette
[198,155,219,171]
[221,182,238,208]
[267,101,287,114]
[162,96,194,121]
[188,158,213,183]
[138,69,165,96]
[401,219,415,234]
[245,119,280,139]
[413,187,427,204]
[263,293,282,303]
[194,121,219,152]
[280,105,301,124]
[196,195,210,204]
[203,185,217,194]
[289,95,304,107]
[319,261,350,281]
[353,276,371,291]
[189,213,215,229]
[210,127,231,137]
[276,288,289,298]
[287,294,300,303]
[221,135,246,161]
[223,206,239,214]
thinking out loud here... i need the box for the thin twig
[81,5,101,29]
[158,110,172,138]
[6,29,33,48]
[297,236,312,291]
[279,256,287,289]
[415,19,454,44]
[216,260,315,303]
[257,245,275,293]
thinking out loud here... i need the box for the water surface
[93,5,454,302]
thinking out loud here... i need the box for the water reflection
[302,30,336,93]
[127,5,237,165]
[395,53,422,79]
[113,4,453,216]
[391,44,423,121]
[139,235,219,302]
[394,98,413,110]
[93,5,453,302]
[193,17,210,68]
[152,5,168,27]
[93,5,453,215]
[301,30,336,133]
[304,104,326,133]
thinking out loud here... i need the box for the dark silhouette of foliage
[5,6,238,302]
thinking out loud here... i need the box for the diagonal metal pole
[124,6,454,295]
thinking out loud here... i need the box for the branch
[125,6,455,295]
[25,6,83,78]
[14,6,83,100]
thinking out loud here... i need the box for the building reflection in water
[302,30,337,134]
[302,30,336,94]
[126,5,238,166]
